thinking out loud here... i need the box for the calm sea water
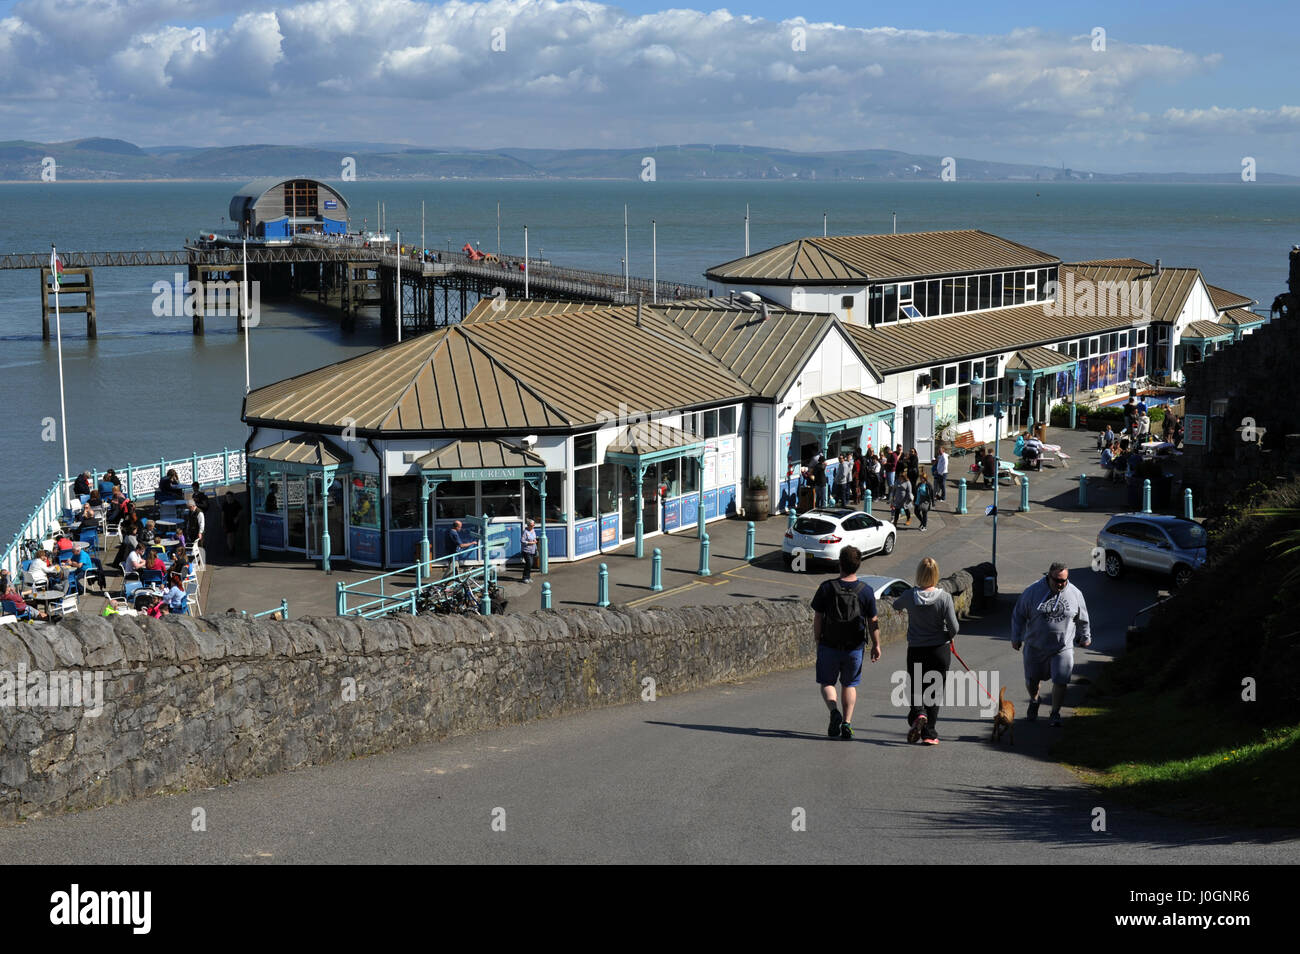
[2,179,1297,535]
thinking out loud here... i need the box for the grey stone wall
[0,570,973,824]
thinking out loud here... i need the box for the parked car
[1095,513,1207,589]
[856,575,912,602]
[782,508,895,567]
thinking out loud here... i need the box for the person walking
[893,445,907,491]
[914,472,933,531]
[889,474,913,527]
[885,447,899,490]
[811,546,882,741]
[519,518,538,582]
[1011,562,1092,727]
[932,443,948,504]
[184,499,206,549]
[906,448,920,495]
[893,557,959,745]
[834,452,851,506]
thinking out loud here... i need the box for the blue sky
[1,0,1297,174]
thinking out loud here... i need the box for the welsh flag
[50,248,63,289]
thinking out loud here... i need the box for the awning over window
[793,390,895,444]
[416,439,546,481]
[1004,346,1076,378]
[249,435,353,473]
[605,422,706,466]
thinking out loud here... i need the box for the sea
[1,179,1297,537]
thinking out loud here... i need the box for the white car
[782,508,896,567]
[856,575,913,602]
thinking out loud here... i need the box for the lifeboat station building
[242,228,1263,571]
[228,177,349,240]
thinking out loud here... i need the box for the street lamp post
[972,374,1026,594]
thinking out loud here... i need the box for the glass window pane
[659,458,680,497]
[719,406,736,435]
[979,274,992,310]
[868,285,882,325]
[256,468,282,514]
[985,356,998,380]
[524,472,564,523]
[349,473,380,528]
[957,384,971,422]
[480,479,520,519]
[883,284,898,322]
[991,272,1003,307]
[944,365,957,386]
[930,366,943,389]
[597,461,620,513]
[958,361,971,384]
[574,466,597,520]
[1002,272,1014,307]
[388,475,421,530]
[703,409,719,438]
[574,433,597,467]
[682,458,699,493]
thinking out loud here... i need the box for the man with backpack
[811,546,882,741]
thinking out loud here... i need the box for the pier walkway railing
[336,555,495,619]
[2,448,246,581]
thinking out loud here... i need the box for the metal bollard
[1077,473,1088,508]
[651,548,663,591]
[787,508,796,534]
[957,478,968,514]
[698,533,712,577]
[1183,487,1194,520]
[541,582,552,609]
[1070,402,1078,429]
[1142,479,1152,514]
[745,522,755,561]
[597,563,610,608]
[863,489,872,514]
[1019,473,1030,512]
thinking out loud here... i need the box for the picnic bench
[953,430,986,456]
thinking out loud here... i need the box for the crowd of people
[801,443,949,526]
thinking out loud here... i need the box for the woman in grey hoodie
[893,557,960,745]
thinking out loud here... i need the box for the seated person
[164,574,188,614]
[191,482,209,510]
[122,543,148,576]
[53,533,78,561]
[1022,434,1043,470]
[1100,442,1115,471]
[157,469,185,502]
[87,488,103,510]
[74,471,93,497]
[169,552,191,580]
[72,546,105,593]
[27,550,66,590]
[146,549,168,574]
[76,504,99,533]
[980,449,996,487]
[1,574,46,621]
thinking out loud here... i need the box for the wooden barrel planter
[744,481,771,520]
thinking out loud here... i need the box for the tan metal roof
[250,435,352,467]
[1218,308,1265,327]
[607,423,704,456]
[706,230,1058,284]
[657,303,875,396]
[1206,283,1254,311]
[1181,320,1234,340]
[845,285,1149,374]
[416,439,545,471]
[795,390,894,426]
[462,298,598,323]
[246,306,753,434]
[1005,347,1076,373]
[1071,257,1153,268]
[1064,264,1201,324]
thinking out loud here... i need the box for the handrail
[243,599,289,620]
[336,550,497,618]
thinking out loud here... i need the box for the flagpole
[623,204,629,295]
[242,237,250,393]
[396,229,402,343]
[51,244,70,505]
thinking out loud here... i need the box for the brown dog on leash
[991,686,1015,745]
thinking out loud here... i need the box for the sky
[1,0,1297,174]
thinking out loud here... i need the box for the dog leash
[948,640,995,701]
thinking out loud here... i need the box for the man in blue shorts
[1011,562,1092,727]
[811,546,882,741]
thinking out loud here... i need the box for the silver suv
[1096,513,1208,589]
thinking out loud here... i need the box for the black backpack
[822,580,866,650]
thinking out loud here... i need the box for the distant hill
[1,138,1296,183]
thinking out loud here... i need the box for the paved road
[3,591,1295,864]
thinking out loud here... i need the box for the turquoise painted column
[1183,488,1194,520]
[634,464,646,558]
[222,446,230,484]
[1069,400,1077,429]
[864,488,872,513]
[538,478,549,575]
[1025,376,1036,433]
[320,467,334,574]
[597,563,610,607]
[745,522,755,561]
[248,460,259,560]
[480,513,492,614]
[541,582,552,609]
[957,478,968,514]
[1078,474,1088,509]
[280,598,289,620]
[698,533,712,577]
[1019,473,1030,512]
[651,548,663,591]
[419,477,432,572]
[696,458,706,539]
[335,581,345,615]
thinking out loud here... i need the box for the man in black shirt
[811,546,882,741]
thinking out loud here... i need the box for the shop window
[574,466,598,521]
[524,472,565,523]
[388,475,421,530]
[349,473,380,528]
[256,468,283,514]
[719,405,737,435]
[480,480,522,519]
[574,432,596,467]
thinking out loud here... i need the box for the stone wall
[0,570,974,824]
[1182,315,1300,507]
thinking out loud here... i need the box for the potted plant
[744,474,771,520]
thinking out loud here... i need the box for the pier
[0,238,708,339]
